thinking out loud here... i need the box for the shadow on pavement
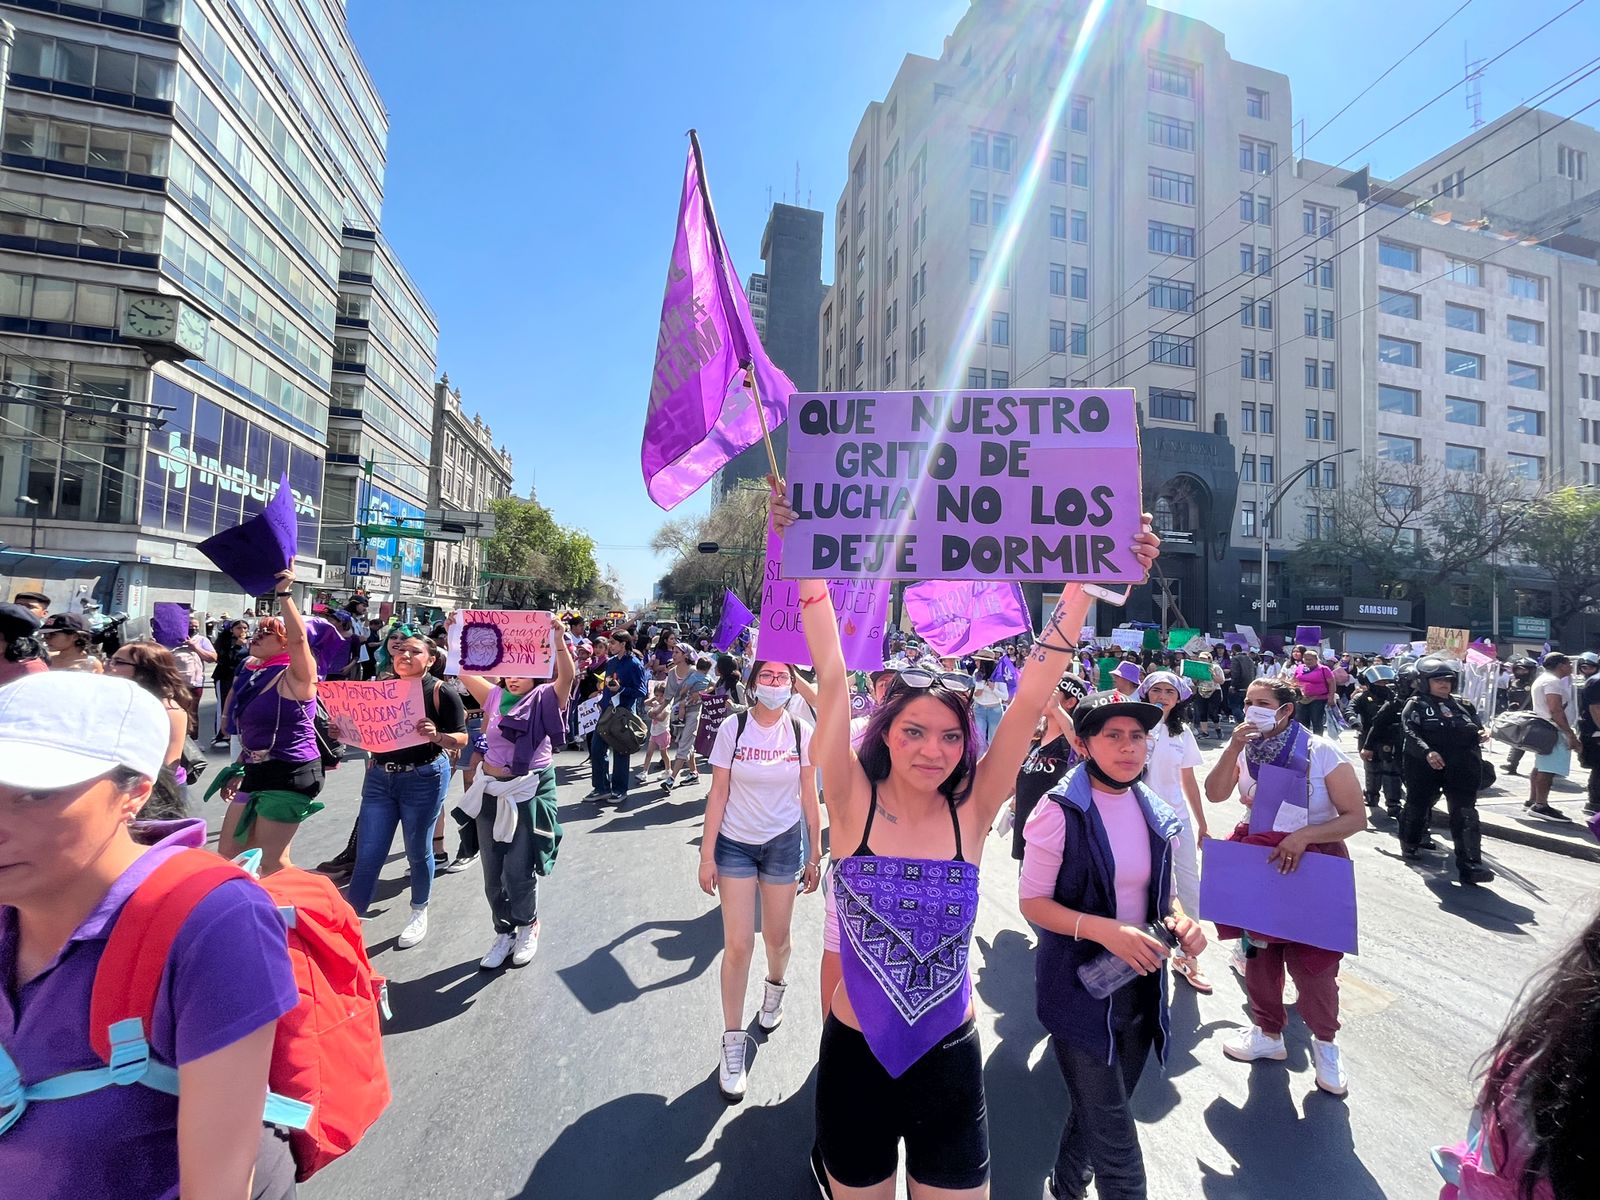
[557,907,723,1014]
[975,928,1061,1200]
[1201,1056,1386,1199]
[382,959,499,1034]
[589,796,707,834]
[1423,876,1538,932]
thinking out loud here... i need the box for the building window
[1071,155,1088,187]
[1378,336,1419,367]
[1445,257,1481,287]
[969,191,987,225]
[1071,322,1087,355]
[1240,244,1255,274]
[1506,407,1544,436]
[1070,97,1089,132]
[967,367,986,388]
[1320,310,1334,338]
[1305,358,1319,388]
[1445,349,1483,380]
[1049,263,1066,296]
[1240,502,1257,538]
[1149,334,1194,367]
[1379,288,1419,318]
[1049,320,1066,353]
[1257,247,1272,276]
[1260,404,1274,433]
[1246,87,1268,118]
[1445,444,1485,473]
[992,311,1009,346]
[884,352,897,384]
[1071,210,1087,242]
[1050,152,1067,183]
[1378,384,1419,416]
[1241,350,1256,380]
[1448,300,1489,332]
[1445,395,1484,426]
[1050,207,1067,239]
[991,195,1008,226]
[1149,167,1195,205]
[1239,193,1255,223]
[1241,402,1256,432]
[1379,240,1419,271]
[1322,461,1338,490]
[1260,353,1273,381]
[1322,361,1336,389]
[1148,387,1196,421]
[1508,361,1543,390]
[1379,434,1419,463]
[1149,276,1194,311]
[1579,284,1599,312]
[1557,144,1588,180]
[1148,221,1195,256]
[992,135,1014,172]
[1070,267,1087,299]
[1259,456,1275,484]
[970,250,984,283]
[1256,195,1272,225]
[970,131,987,167]
[1507,271,1545,301]
[1323,412,1336,440]
[1259,300,1273,328]
[1147,113,1195,151]
[991,368,1009,387]
[1148,57,1196,98]
[1239,138,1272,173]
[1506,453,1545,483]
[1242,299,1256,328]
[1303,204,1335,237]
[1507,315,1544,345]
[1241,453,1256,482]
[1305,409,1320,438]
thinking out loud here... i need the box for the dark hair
[3,634,44,664]
[117,640,190,704]
[13,591,50,608]
[715,653,745,703]
[1246,676,1302,708]
[1478,903,1600,1200]
[610,630,635,652]
[975,659,996,682]
[749,659,793,685]
[856,683,977,806]
[1542,652,1571,670]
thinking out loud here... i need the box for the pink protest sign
[446,610,555,678]
[781,389,1143,581]
[320,678,428,752]
[903,580,1031,657]
[759,524,888,670]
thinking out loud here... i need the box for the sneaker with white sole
[1312,1037,1348,1096]
[479,931,515,970]
[396,906,429,949]
[718,1030,751,1102]
[758,977,787,1031]
[1222,1024,1288,1062]
[443,851,478,874]
[511,921,540,966]
[1228,943,1250,977]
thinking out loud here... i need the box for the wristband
[1034,637,1077,655]
[1073,913,1086,940]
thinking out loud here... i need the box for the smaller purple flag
[904,580,1031,658]
[1294,625,1322,648]
[151,602,190,648]
[713,590,755,651]
[197,473,298,595]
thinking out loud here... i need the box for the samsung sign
[1301,596,1413,624]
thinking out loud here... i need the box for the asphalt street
[184,710,1599,1200]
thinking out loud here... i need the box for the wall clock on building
[119,292,211,363]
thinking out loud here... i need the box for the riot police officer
[1353,665,1403,819]
[1400,656,1494,885]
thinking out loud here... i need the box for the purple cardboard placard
[151,602,190,648]
[903,580,1031,657]
[1198,838,1358,954]
[1294,625,1322,648]
[196,473,298,595]
[781,389,1143,582]
[759,525,888,670]
[1248,762,1310,835]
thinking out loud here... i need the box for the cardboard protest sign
[1181,658,1213,683]
[576,695,602,738]
[1110,628,1144,652]
[903,580,1030,658]
[446,610,555,678]
[1426,626,1470,658]
[713,590,756,652]
[1166,628,1200,651]
[1182,634,1209,655]
[197,473,299,595]
[152,602,190,648]
[319,678,428,752]
[1199,839,1358,955]
[759,525,888,670]
[781,389,1143,581]
[1234,623,1260,649]
[1295,625,1322,648]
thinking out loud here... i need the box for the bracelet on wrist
[1034,636,1077,654]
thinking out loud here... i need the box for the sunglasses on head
[893,668,975,696]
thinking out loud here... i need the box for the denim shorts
[714,819,806,883]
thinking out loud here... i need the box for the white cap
[0,672,169,790]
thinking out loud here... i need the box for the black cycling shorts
[815,1014,989,1191]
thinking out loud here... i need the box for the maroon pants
[1244,941,1341,1041]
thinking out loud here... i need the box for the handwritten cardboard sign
[446,610,555,678]
[903,580,1030,658]
[320,678,427,752]
[759,525,888,670]
[576,695,602,738]
[782,389,1142,581]
[1110,628,1144,651]
[1426,626,1470,658]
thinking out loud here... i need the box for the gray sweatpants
[475,795,539,932]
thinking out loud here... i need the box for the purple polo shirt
[0,819,298,1199]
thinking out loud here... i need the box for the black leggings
[815,1015,989,1191]
[1051,981,1157,1200]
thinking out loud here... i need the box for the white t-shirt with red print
[710,709,813,845]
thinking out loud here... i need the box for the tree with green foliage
[651,484,768,609]
[1510,485,1600,644]
[480,495,601,610]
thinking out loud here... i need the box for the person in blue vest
[1019,693,1204,1200]
[586,629,646,803]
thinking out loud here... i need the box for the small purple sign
[1295,625,1322,648]
[151,602,190,648]
[759,524,888,670]
[713,590,756,652]
[781,389,1143,581]
[1199,839,1358,955]
[903,580,1030,658]
[196,473,298,596]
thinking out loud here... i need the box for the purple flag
[151,602,190,648]
[903,581,1031,658]
[1294,625,1322,648]
[197,472,298,595]
[641,135,796,509]
[713,589,756,652]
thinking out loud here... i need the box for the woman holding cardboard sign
[770,476,1160,1200]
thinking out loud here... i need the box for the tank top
[228,663,317,763]
[833,783,980,1078]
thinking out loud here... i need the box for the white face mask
[754,684,792,710]
[1243,704,1282,731]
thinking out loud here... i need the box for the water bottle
[1076,922,1179,999]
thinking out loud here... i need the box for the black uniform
[1399,693,1489,879]
[1503,670,1534,772]
[1352,685,1403,817]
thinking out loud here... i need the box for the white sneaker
[1283,977,1299,1007]
[396,906,429,949]
[479,931,515,970]
[1312,1037,1348,1096]
[511,921,540,966]
[718,1030,751,1102]
[758,978,787,1031]
[1228,943,1250,977]
[1223,1024,1288,1062]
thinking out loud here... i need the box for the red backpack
[89,850,391,1181]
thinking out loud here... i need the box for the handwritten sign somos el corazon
[445,610,555,678]
[781,389,1143,581]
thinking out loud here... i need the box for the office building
[0,0,440,621]
[746,271,767,337]
[425,373,514,610]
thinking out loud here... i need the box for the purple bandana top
[834,853,979,1078]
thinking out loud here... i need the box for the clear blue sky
[348,0,1593,605]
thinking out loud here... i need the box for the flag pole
[687,128,782,486]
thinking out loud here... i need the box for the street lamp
[15,495,38,554]
[1257,448,1356,631]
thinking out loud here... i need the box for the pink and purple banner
[780,389,1143,582]
[903,580,1031,658]
[713,589,755,651]
[640,135,795,510]
[759,525,888,670]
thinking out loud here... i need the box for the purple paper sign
[1198,839,1358,955]
[1223,632,1249,649]
[151,602,190,648]
[640,136,796,510]
[903,580,1031,657]
[197,473,298,595]
[1248,763,1310,835]
[781,389,1143,582]
[305,615,352,679]
[1294,625,1322,648]
[760,525,888,670]
[713,589,755,651]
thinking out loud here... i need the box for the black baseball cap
[40,612,90,634]
[1073,693,1163,738]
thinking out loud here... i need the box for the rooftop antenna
[1465,42,1485,130]
[795,161,800,208]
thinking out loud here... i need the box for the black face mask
[1085,757,1144,790]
